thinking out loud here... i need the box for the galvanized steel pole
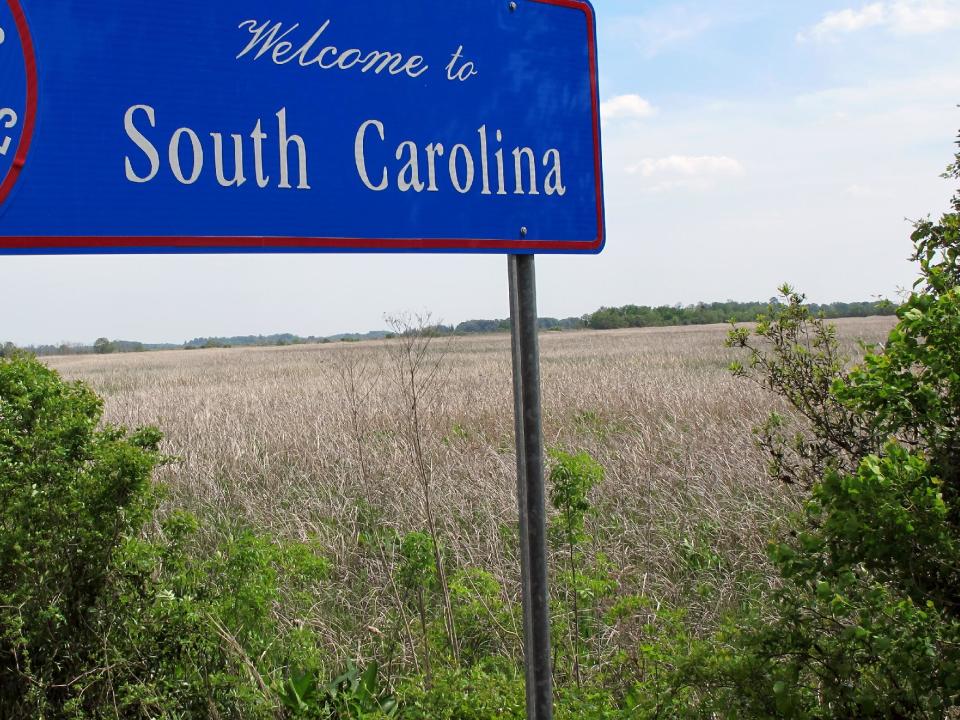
[508,254,553,720]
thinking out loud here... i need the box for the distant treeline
[2,299,896,357]
[433,317,584,335]
[436,301,895,335]
[0,338,180,357]
[183,331,392,349]
[185,333,319,349]
[583,299,896,330]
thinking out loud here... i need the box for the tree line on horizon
[584,298,895,330]
[2,298,896,358]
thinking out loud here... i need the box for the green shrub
[106,520,330,718]
[549,450,612,687]
[448,568,510,667]
[0,355,331,718]
[0,355,163,714]
[397,663,526,720]
[672,131,960,718]
[277,661,398,719]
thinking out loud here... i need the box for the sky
[2,0,960,346]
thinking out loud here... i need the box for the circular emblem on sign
[0,0,37,209]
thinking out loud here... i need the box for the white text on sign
[123,107,566,197]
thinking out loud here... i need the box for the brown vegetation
[45,317,894,665]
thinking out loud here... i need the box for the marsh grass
[45,317,895,669]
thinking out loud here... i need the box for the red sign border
[0,0,604,255]
[0,0,38,209]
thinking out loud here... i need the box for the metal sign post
[509,254,553,720]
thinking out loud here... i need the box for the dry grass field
[45,316,896,663]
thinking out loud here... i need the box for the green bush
[548,450,615,687]
[0,355,163,714]
[105,519,331,718]
[277,661,398,719]
[672,131,960,718]
[0,355,331,718]
[448,568,510,667]
[397,663,526,720]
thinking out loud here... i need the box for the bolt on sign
[0,0,604,255]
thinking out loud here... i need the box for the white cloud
[793,72,960,112]
[601,94,657,122]
[800,0,960,41]
[627,155,745,178]
[806,2,888,38]
[614,8,712,58]
[891,0,960,31]
[846,184,886,198]
[624,155,745,192]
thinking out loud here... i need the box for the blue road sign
[0,0,604,255]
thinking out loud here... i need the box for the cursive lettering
[237,20,429,79]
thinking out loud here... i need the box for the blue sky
[3,0,960,345]
[594,0,959,316]
[600,0,958,99]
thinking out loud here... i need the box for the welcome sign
[0,0,604,255]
